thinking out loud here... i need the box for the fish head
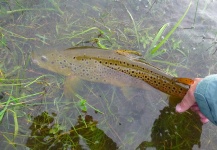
[31,50,71,76]
[32,51,47,66]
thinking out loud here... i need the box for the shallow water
[0,0,217,149]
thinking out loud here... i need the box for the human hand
[176,78,209,124]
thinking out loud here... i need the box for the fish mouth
[32,59,39,65]
[31,51,39,65]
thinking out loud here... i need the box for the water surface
[0,0,217,149]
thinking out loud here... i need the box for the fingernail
[176,104,182,112]
[201,118,209,124]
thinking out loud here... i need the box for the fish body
[32,47,190,98]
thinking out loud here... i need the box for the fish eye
[41,55,48,62]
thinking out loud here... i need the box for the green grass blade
[150,49,166,58]
[124,5,140,48]
[2,135,16,147]
[8,109,18,138]
[150,2,192,55]
[60,27,99,40]
[49,0,64,15]
[149,23,169,52]
[0,100,9,122]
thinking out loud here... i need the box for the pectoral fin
[120,87,137,101]
[64,75,84,99]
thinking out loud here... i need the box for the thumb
[176,92,196,112]
[176,78,201,113]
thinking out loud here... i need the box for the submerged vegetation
[0,0,217,149]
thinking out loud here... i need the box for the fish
[32,47,193,98]
[172,77,194,85]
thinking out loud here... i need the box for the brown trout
[32,47,192,98]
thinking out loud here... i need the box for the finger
[176,92,195,112]
[197,111,207,119]
[176,78,203,113]
[201,118,209,124]
[190,104,200,111]
[194,110,209,124]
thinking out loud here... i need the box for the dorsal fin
[65,46,104,51]
[116,49,142,57]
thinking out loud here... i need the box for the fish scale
[86,56,187,98]
[32,47,191,98]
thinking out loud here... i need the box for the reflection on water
[137,97,202,150]
[1,0,217,149]
[25,96,202,150]
[26,112,118,149]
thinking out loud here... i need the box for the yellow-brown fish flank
[73,55,187,98]
[32,48,189,98]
